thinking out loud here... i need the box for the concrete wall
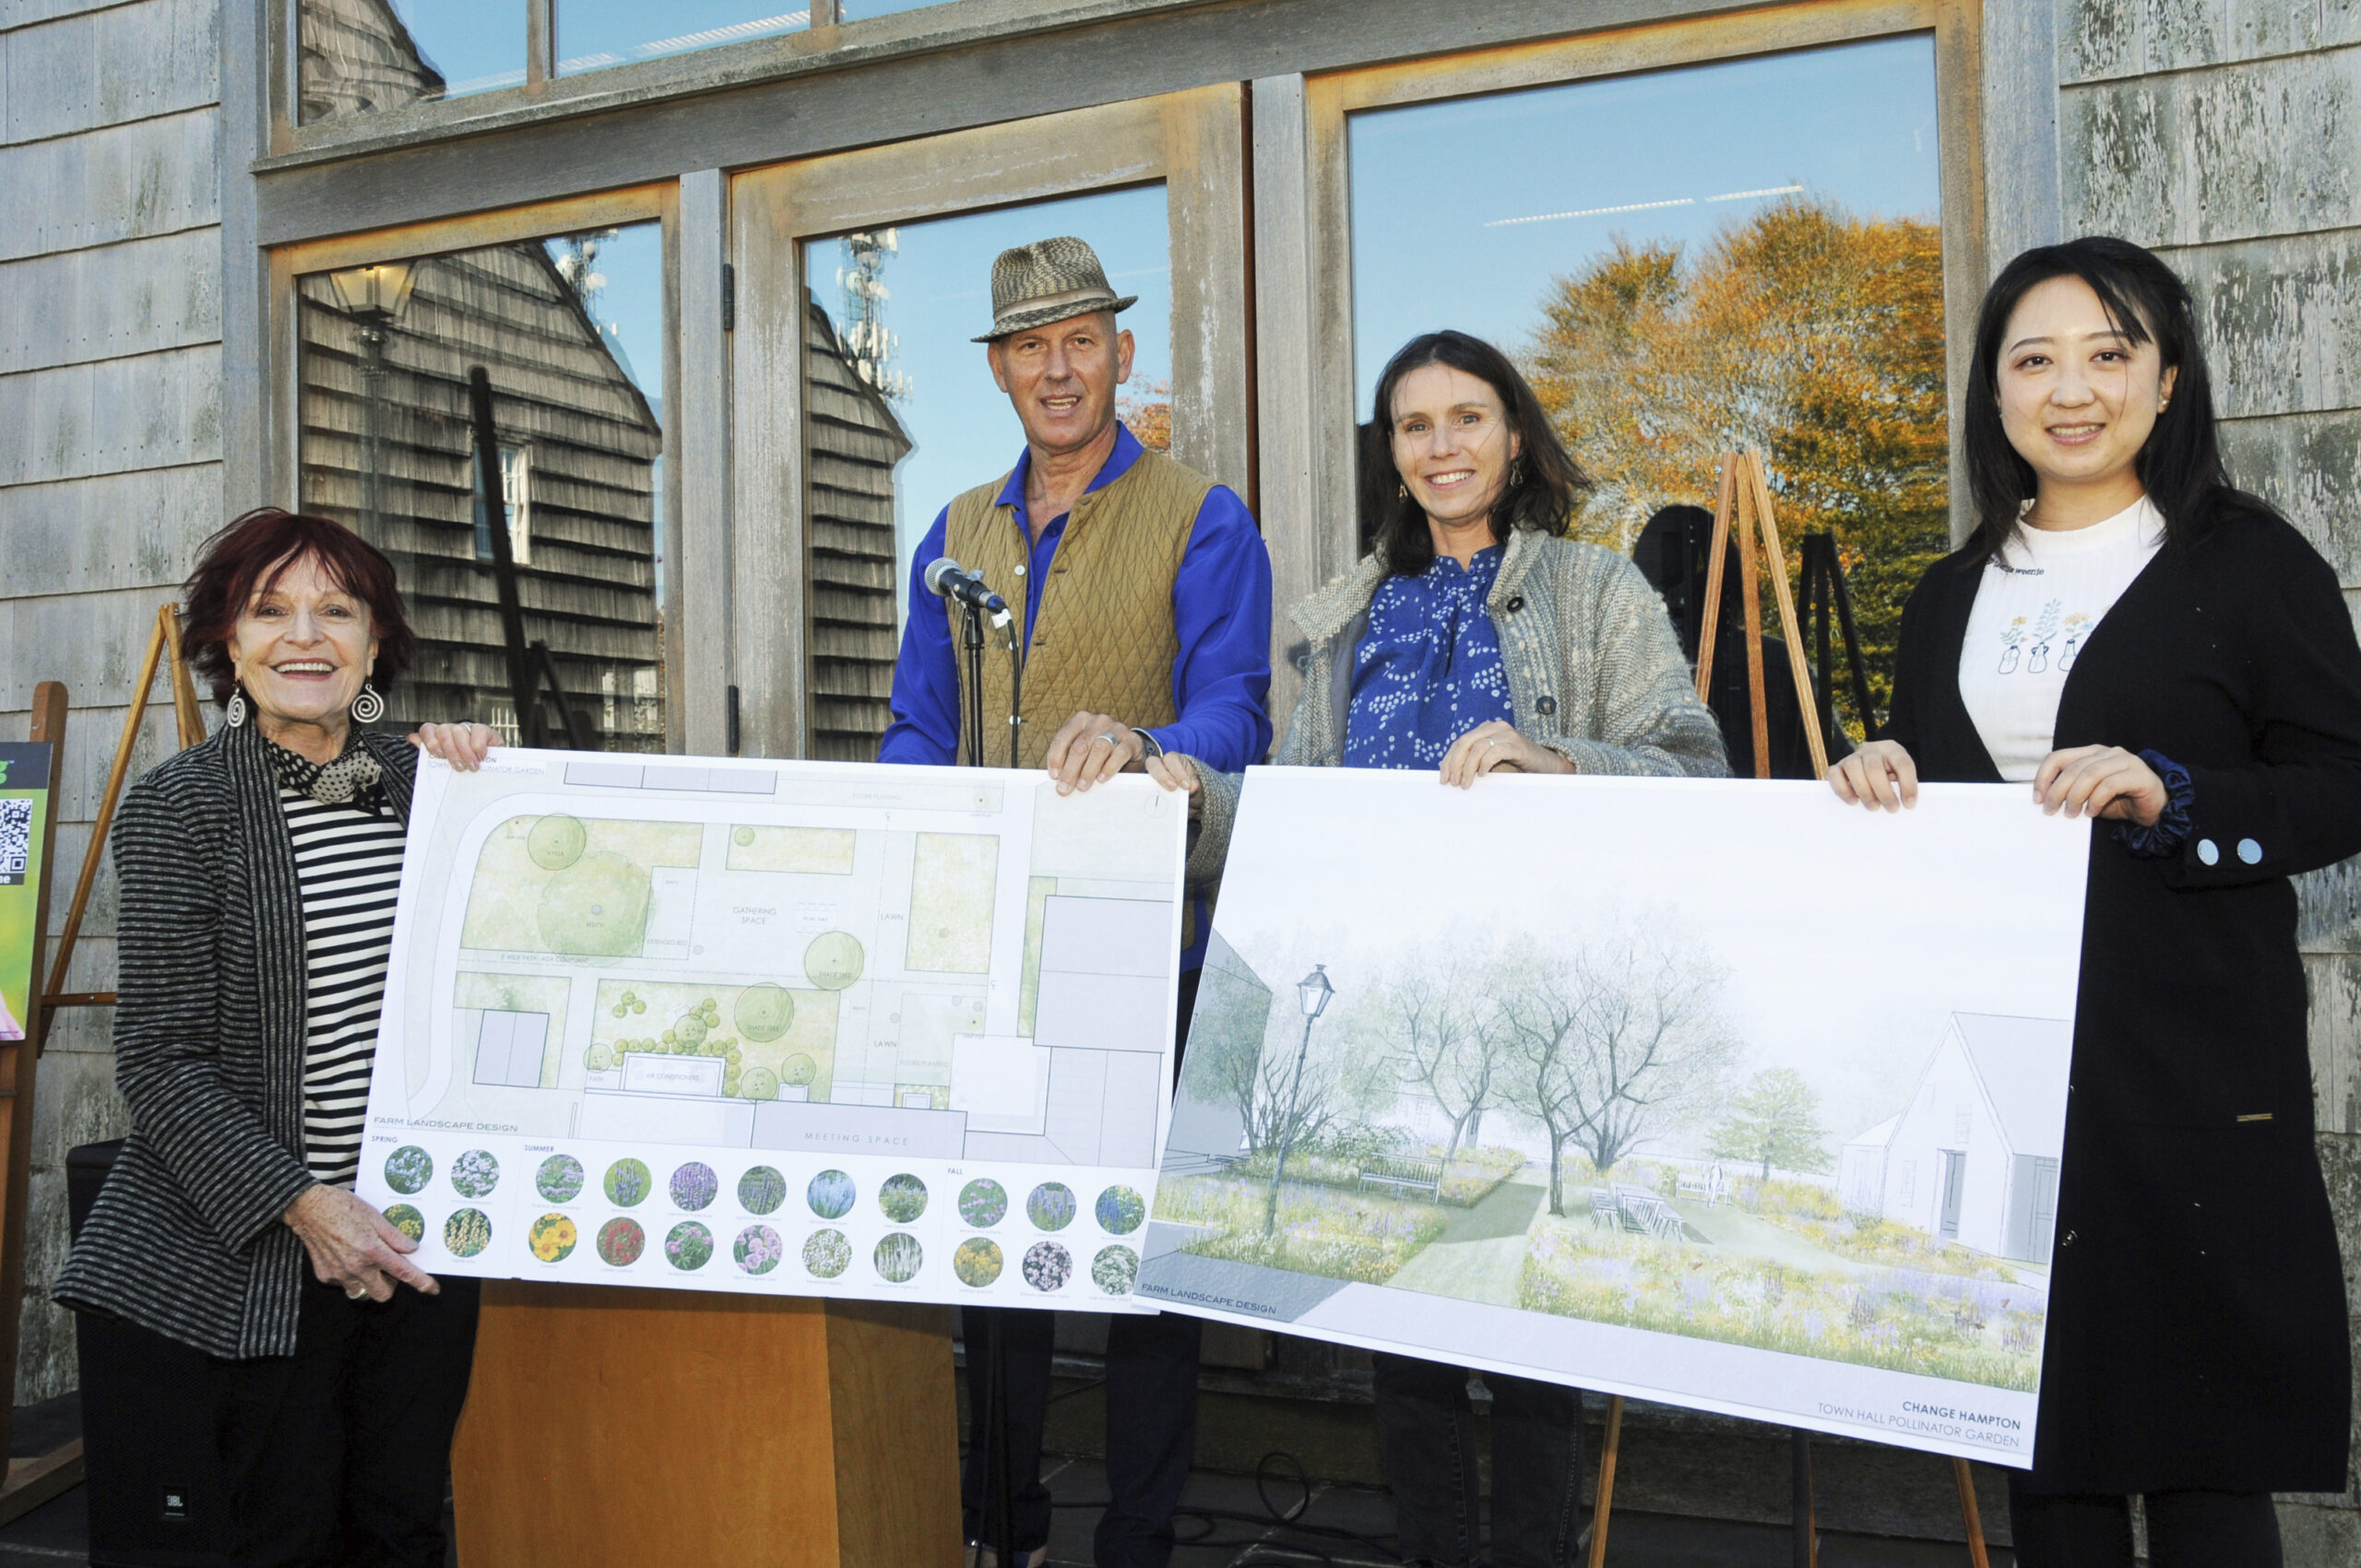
[0,0,222,1400]
[2058,0,2361,1556]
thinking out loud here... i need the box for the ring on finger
[344,1284,368,1301]
[1096,731,1121,749]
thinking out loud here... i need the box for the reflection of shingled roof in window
[299,0,445,122]
[805,291,914,762]
[1952,1013,2070,1158]
[298,241,663,746]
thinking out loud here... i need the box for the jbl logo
[160,1487,188,1522]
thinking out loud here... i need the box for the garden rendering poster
[1139,768,2090,1465]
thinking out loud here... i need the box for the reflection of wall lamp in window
[327,263,420,546]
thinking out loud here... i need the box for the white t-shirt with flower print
[1958,495,2165,782]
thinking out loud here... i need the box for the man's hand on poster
[409,722,499,772]
[284,1184,439,1302]
[1438,720,1572,789]
[1145,752,1204,820]
[1045,711,1148,794]
[1829,740,1920,811]
[2032,744,2165,826]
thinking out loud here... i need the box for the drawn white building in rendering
[1838,1013,2068,1265]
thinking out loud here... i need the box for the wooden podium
[454,1282,964,1566]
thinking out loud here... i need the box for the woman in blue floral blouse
[1159,331,1725,1568]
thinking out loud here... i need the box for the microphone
[924,557,1009,615]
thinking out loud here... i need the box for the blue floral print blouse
[1343,545,1515,768]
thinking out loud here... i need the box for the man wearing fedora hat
[879,236,1274,1568]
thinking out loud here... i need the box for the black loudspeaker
[66,1140,233,1568]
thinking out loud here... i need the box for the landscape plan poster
[1139,768,2089,1465]
[356,750,1185,1311]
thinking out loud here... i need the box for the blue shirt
[877,424,1275,772]
[1344,546,1515,769]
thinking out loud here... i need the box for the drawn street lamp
[327,261,420,545]
[1261,963,1336,1239]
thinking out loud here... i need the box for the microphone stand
[960,600,987,770]
[1006,612,1025,770]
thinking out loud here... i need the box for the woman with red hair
[57,509,491,1568]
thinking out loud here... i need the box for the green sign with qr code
[0,744,53,1045]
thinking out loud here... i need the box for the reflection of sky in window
[388,0,528,97]
[556,1,811,76]
[1348,36,1940,418]
[804,185,1171,625]
[545,222,665,586]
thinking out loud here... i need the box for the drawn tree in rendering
[1707,1067,1834,1181]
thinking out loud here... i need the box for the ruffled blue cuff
[2115,749,2193,859]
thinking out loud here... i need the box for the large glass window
[300,0,528,121]
[1347,36,1946,729]
[296,223,668,751]
[797,185,1173,760]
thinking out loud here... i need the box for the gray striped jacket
[1178,527,1728,884]
[53,720,416,1360]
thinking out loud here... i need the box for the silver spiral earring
[225,689,248,728]
[350,681,385,724]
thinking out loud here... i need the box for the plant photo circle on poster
[598,1217,646,1266]
[953,1237,1004,1288]
[1023,1241,1072,1291]
[959,1178,1007,1228]
[1026,1182,1076,1231]
[445,1208,492,1258]
[603,1158,653,1207]
[740,1165,788,1215]
[803,1229,852,1278]
[529,1214,578,1263]
[450,1149,500,1198]
[665,1220,714,1271]
[670,1161,718,1211]
[1092,1245,1139,1295]
[735,1224,784,1276]
[384,1205,425,1242]
[536,1153,585,1202]
[878,1173,929,1223]
[874,1232,924,1283]
[805,1169,856,1219]
[1095,1185,1145,1235]
[383,1146,433,1194]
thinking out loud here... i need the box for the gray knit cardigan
[53,719,418,1360]
[1178,528,1728,884]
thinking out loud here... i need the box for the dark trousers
[1372,1353,1586,1568]
[961,1307,1204,1567]
[2008,1481,2282,1568]
[208,1275,481,1568]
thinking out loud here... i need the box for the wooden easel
[34,603,208,1038]
[1584,455,1992,1568]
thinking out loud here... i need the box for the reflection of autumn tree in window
[1117,377,1173,454]
[1525,199,1950,731]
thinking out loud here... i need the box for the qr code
[0,799,28,886]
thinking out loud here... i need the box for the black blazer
[1884,505,2361,1491]
[54,721,417,1360]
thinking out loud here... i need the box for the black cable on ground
[1046,1447,1405,1564]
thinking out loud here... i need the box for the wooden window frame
[1252,0,1986,719]
[266,183,690,752]
[727,84,1252,760]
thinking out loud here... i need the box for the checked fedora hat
[973,235,1138,342]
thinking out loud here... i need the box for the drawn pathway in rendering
[1663,1193,1873,1277]
[1386,1167,1551,1305]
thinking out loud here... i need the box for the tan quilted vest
[944,446,1215,770]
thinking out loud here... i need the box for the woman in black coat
[1831,237,2361,1565]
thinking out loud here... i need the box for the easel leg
[1953,1458,1990,1568]
[1585,1395,1624,1568]
[1790,1430,1818,1568]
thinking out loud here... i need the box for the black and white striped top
[278,783,405,1186]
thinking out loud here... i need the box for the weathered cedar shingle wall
[804,295,911,762]
[2060,3,2361,1557]
[0,0,222,1400]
